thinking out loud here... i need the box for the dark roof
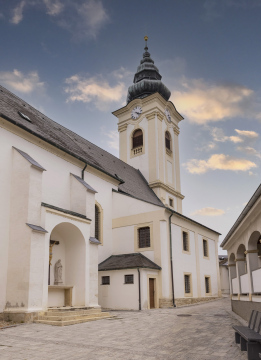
[98,253,161,271]
[221,183,261,248]
[41,202,91,221]
[13,147,46,171]
[0,85,164,208]
[165,207,221,235]
[89,237,101,245]
[218,255,228,266]
[26,223,48,233]
[71,174,97,193]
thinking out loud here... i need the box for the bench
[233,310,261,360]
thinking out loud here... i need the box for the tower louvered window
[133,129,143,148]
[138,227,150,248]
[165,131,171,150]
[95,205,100,240]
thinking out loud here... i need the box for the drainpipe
[82,163,87,180]
[169,212,176,307]
[138,268,141,310]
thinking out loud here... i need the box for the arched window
[95,204,100,240]
[165,131,171,150]
[133,129,143,149]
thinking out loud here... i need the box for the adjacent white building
[0,39,221,322]
[221,184,261,321]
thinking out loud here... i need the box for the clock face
[131,106,142,119]
[165,109,171,122]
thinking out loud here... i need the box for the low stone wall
[3,311,40,323]
[159,299,173,308]
[175,297,219,307]
[232,300,261,322]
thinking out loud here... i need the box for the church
[0,38,221,323]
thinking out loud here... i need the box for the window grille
[205,277,210,293]
[203,239,208,257]
[133,129,143,149]
[138,227,150,248]
[183,231,189,252]
[184,275,191,294]
[95,205,100,240]
[125,275,134,284]
[102,276,110,285]
[165,131,171,150]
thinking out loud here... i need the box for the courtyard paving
[0,298,247,360]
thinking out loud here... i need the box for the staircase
[34,307,113,326]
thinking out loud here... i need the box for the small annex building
[221,184,261,321]
[0,39,221,321]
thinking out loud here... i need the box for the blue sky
[1,0,261,253]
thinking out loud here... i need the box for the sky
[0,0,261,253]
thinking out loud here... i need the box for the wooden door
[149,278,155,309]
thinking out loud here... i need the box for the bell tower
[112,37,184,213]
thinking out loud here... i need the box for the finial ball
[144,35,148,41]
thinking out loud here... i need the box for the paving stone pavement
[0,298,247,360]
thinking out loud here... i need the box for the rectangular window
[101,276,110,285]
[169,198,173,207]
[184,274,191,294]
[203,239,208,257]
[138,227,150,248]
[205,277,210,294]
[183,231,189,252]
[125,274,134,284]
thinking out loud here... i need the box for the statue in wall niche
[54,259,63,285]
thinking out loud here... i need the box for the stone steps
[34,307,113,326]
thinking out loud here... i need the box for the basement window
[125,275,134,284]
[205,277,211,294]
[101,276,110,285]
[18,111,31,122]
[184,274,191,294]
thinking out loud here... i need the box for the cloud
[235,129,259,138]
[211,127,243,143]
[56,0,109,40]
[9,0,109,39]
[43,0,64,16]
[101,128,119,151]
[0,69,45,94]
[184,154,257,174]
[64,73,125,110]
[10,0,27,24]
[191,207,225,216]
[237,146,261,159]
[171,78,254,124]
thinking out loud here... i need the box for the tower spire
[144,35,148,51]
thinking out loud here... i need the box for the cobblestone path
[0,298,247,360]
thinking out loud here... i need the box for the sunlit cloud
[191,207,225,216]
[171,78,254,124]
[64,74,125,110]
[237,146,261,159]
[10,0,26,24]
[184,154,257,174]
[235,129,259,138]
[0,69,45,94]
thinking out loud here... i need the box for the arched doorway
[236,244,248,295]
[48,222,86,307]
[248,231,261,294]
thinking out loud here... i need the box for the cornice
[149,180,185,200]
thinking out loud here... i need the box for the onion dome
[127,36,171,104]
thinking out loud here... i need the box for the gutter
[138,268,141,311]
[82,163,87,180]
[169,212,176,307]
